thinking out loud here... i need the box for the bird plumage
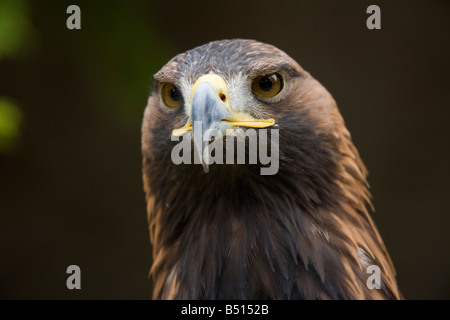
[142,39,401,299]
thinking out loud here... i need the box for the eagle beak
[172,74,275,172]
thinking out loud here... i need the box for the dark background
[0,0,449,299]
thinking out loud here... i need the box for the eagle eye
[161,83,182,108]
[252,72,284,99]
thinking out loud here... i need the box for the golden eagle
[141,39,401,299]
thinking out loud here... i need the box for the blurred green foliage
[0,0,33,59]
[0,0,31,153]
[0,98,23,153]
[0,1,172,152]
[70,2,172,129]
